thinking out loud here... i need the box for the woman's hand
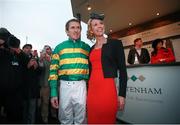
[118,96,125,111]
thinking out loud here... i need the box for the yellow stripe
[48,74,58,81]
[59,48,89,56]
[52,54,59,60]
[58,69,89,75]
[50,64,59,70]
[60,58,88,65]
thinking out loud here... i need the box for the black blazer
[89,39,127,97]
[127,47,150,64]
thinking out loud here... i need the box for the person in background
[49,19,90,124]
[151,39,175,64]
[39,45,57,123]
[22,44,41,124]
[0,32,30,123]
[127,38,150,64]
[0,28,10,49]
[86,12,127,124]
[0,28,11,123]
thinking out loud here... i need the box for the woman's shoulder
[167,47,173,51]
[107,39,123,46]
[159,47,170,52]
[107,38,122,42]
[151,51,156,56]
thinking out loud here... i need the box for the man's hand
[32,59,38,69]
[51,97,59,109]
[118,96,125,111]
[11,47,21,54]
[27,59,34,68]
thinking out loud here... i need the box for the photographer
[0,34,30,123]
[22,44,42,124]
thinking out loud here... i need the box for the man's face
[46,47,52,55]
[66,21,81,40]
[135,39,143,48]
[23,46,32,55]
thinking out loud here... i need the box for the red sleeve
[165,48,175,63]
[151,55,159,64]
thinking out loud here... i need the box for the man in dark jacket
[22,44,41,124]
[0,28,12,123]
[127,38,150,64]
[0,31,30,123]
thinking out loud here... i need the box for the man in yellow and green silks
[48,19,90,124]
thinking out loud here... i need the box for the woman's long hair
[87,19,95,41]
[151,39,166,56]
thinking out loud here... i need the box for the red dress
[151,48,175,64]
[87,48,118,124]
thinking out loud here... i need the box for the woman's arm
[115,40,128,98]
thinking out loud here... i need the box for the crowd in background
[0,28,58,124]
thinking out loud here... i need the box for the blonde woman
[86,13,127,124]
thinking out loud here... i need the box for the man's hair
[22,44,32,49]
[134,38,142,44]
[65,19,81,31]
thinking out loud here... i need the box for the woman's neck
[95,36,107,49]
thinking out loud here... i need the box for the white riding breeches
[58,80,87,124]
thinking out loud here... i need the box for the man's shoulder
[80,40,91,50]
[107,39,123,46]
[54,40,69,50]
[128,47,136,53]
[56,40,68,46]
[142,48,148,51]
[79,40,89,45]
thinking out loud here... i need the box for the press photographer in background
[22,44,42,124]
[0,31,30,123]
[38,45,57,123]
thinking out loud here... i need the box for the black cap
[7,35,20,48]
[0,28,11,43]
[90,12,105,20]
[23,44,32,49]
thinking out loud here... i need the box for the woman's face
[157,42,163,49]
[90,19,105,37]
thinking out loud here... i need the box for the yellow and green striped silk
[48,39,90,97]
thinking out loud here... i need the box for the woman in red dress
[151,39,175,64]
[86,13,127,124]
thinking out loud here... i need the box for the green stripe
[49,80,58,97]
[60,53,87,59]
[60,74,89,81]
[49,70,57,74]
[59,64,89,70]
[51,60,59,64]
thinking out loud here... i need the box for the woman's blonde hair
[87,19,95,41]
